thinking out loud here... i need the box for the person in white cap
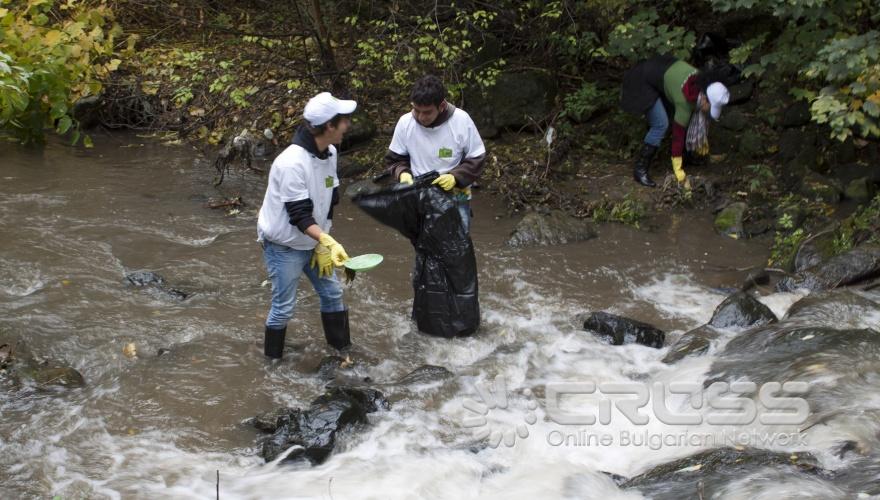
[621,55,730,187]
[257,91,357,359]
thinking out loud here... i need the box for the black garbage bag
[353,172,479,338]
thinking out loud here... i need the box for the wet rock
[718,108,748,132]
[783,289,880,321]
[507,211,597,247]
[582,312,665,348]
[465,70,558,138]
[72,94,103,129]
[394,365,454,386]
[777,245,880,292]
[0,339,85,389]
[343,179,381,199]
[844,177,876,202]
[800,173,843,204]
[157,348,172,357]
[622,448,823,496]
[124,271,189,300]
[256,386,389,464]
[779,129,817,170]
[834,162,880,186]
[708,291,777,330]
[315,355,347,381]
[782,101,812,128]
[713,202,747,239]
[793,227,838,273]
[727,80,755,105]
[742,269,770,290]
[661,325,717,364]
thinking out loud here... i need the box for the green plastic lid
[344,253,384,272]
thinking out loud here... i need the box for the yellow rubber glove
[310,244,333,278]
[399,172,414,185]
[671,156,687,183]
[318,233,349,267]
[432,173,456,191]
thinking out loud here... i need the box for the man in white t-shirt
[385,75,487,233]
[257,92,355,359]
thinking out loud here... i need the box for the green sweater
[663,60,698,127]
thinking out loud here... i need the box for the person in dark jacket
[621,55,730,187]
[256,92,355,360]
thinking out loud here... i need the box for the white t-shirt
[388,107,486,176]
[257,143,339,250]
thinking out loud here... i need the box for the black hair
[696,65,741,92]
[410,75,446,107]
[307,113,347,136]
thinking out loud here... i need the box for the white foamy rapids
[629,273,725,326]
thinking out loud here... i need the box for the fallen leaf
[123,343,137,358]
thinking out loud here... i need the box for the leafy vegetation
[0,0,126,144]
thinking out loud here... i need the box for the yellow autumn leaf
[868,91,880,105]
[850,99,863,110]
[43,29,63,46]
[106,58,121,72]
[0,8,9,17]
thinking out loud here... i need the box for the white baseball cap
[706,82,730,121]
[303,92,357,127]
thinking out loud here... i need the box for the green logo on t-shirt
[438,147,453,159]
[325,176,334,188]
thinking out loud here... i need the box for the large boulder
[581,312,665,348]
[255,386,389,464]
[777,245,880,292]
[465,70,558,138]
[507,211,597,247]
[708,291,777,330]
[783,289,880,322]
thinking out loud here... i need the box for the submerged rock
[709,291,777,330]
[622,447,824,497]
[661,325,718,364]
[255,386,389,465]
[124,270,189,300]
[507,211,597,247]
[582,312,665,348]
[394,365,454,386]
[777,245,880,292]
[0,339,85,389]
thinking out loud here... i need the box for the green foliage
[769,224,805,268]
[0,0,124,144]
[346,9,505,96]
[561,82,614,122]
[591,192,646,228]
[804,31,880,141]
[605,10,695,63]
[746,164,774,194]
[833,193,880,253]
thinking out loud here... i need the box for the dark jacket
[620,54,678,116]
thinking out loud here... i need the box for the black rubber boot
[633,143,658,188]
[264,325,286,359]
[321,310,351,351]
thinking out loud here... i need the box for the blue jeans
[262,240,344,329]
[644,98,669,147]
